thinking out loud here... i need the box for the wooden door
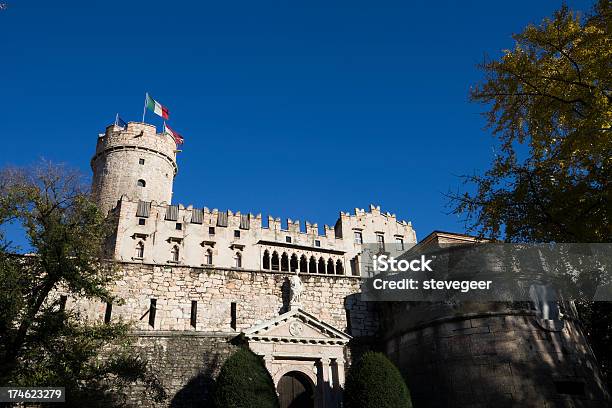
[278,371,314,408]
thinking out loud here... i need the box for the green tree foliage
[0,162,166,407]
[450,0,611,389]
[454,0,610,242]
[344,352,412,408]
[213,348,279,408]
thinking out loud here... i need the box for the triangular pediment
[243,308,352,344]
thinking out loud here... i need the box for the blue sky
[0,0,593,248]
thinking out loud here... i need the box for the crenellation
[110,195,416,275]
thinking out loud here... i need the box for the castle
[78,121,609,407]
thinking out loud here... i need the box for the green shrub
[344,352,412,408]
[213,348,279,408]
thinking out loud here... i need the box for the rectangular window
[234,230,240,238]
[554,380,585,396]
[104,302,113,324]
[139,158,145,165]
[376,234,385,251]
[209,226,215,235]
[286,236,292,243]
[176,223,182,230]
[190,300,197,328]
[396,237,404,250]
[59,295,67,312]
[345,309,352,335]
[315,240,321,247]
[135,242,144,258]
[230,302,237,330]
[149,299,157,328]
[138,218,146,226]
[354,231,363,244]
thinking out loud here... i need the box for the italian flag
[146,93,169,119]
[164,123,184,145]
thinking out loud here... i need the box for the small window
[554,380,585,396]
[315,240,321,247]
[59,295,67,312]
[104,302,113,324]
[354,231,363,244]
[190,300,197,328]
[209,227,215,235]
[286,236,292,243]
[235,252,242,268]
[176,223,182,230]
[135,241,144,259]
[139,158,145,165]
[149,299,157,328]
[376,234,385,251]
[396,237,404,250]
[230,302,237,330]
[138,218,146,226]
[171,245,180,262]
[234,230,240,238]
[137,179,146,187]
[205,249,213,265]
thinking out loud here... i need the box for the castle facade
[76,121,609,407]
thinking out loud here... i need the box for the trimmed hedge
[213,348,279,408]
[344,352,412,408]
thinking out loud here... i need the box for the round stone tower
[91,122,178,214]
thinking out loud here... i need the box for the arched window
[171,245,180,262]
[135,241,144,258]
[327,258,335,274]
[137,179,146,187]
[281,253,289,272]
[336,259,344,275]
[300,255,308,273]
[271,251,280,271]
[290,254,298,272]
[262,250,270,270]
[318,257,325,275]
[205,249,213,265]
[309,256,317,273]
[235,252,242,268]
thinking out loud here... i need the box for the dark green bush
[213,348,279,408]
[344,352,412,408]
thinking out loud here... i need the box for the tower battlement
[91,122,179,214]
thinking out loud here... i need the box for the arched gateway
[242,308,352,408]
[278,371,314,408]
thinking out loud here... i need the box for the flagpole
[142,93,147,123]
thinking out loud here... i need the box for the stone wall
[73,263,377,337]
[125,332,237,408]
[68,263,377,407]
[380,303,610,408]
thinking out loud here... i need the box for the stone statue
[289,272,303,304]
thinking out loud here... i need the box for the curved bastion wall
[379,300,610,407]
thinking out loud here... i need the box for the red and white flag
[164,123,184,145]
